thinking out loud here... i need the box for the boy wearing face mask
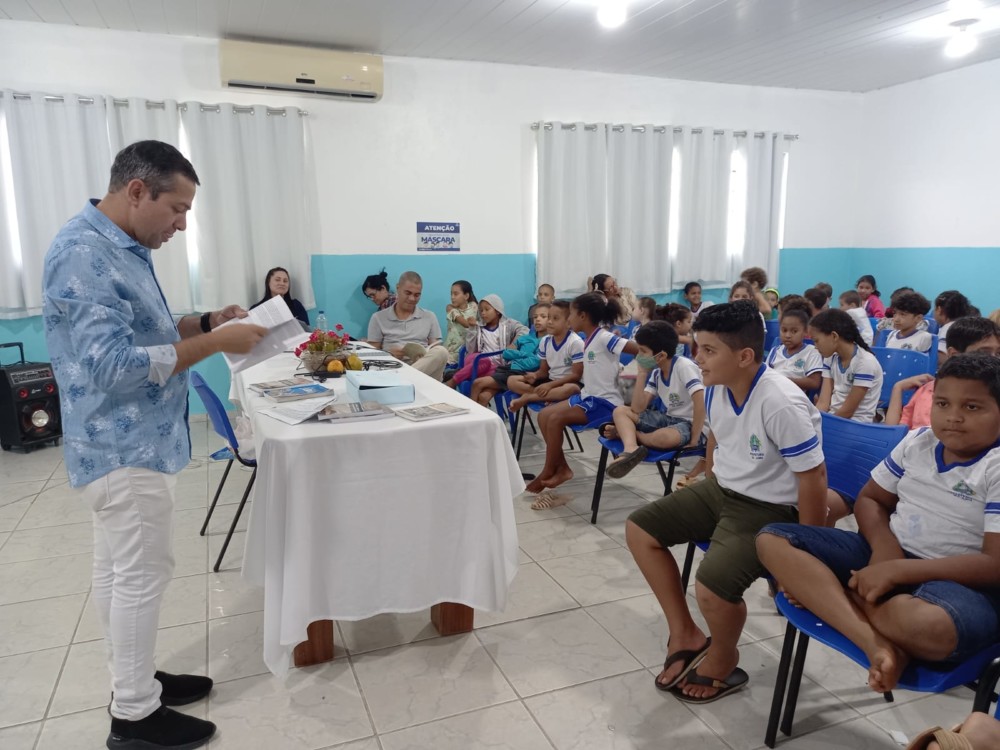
[603,321,707,479]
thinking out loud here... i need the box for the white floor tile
[0,521,93,564]
[208,530,246,572]
[208,611,268,683]
[515,516,620,562]
[0,487,46,533]
[0,721,41,750]
[538,547,650,606]
[0,553,93,605]
[475,563,579,628]
[35,707,109,750]
[380,701,550,750]
[0,646,66,728]
[209,570,264,620]
[16,485,91,530]
[0,593,87,657]
[352,633,516,733]
[338,610,439,655]
[775,716,901,749]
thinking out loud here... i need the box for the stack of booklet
[393,403,469,422]
[318,401,394,424]
[249,376,311,395]
[263,383,332,402]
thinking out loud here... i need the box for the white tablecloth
[235,353,524,675]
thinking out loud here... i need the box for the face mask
[636,355,658,369]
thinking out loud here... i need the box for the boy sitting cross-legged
[602,321,706,479]
[757,353,1000,694]
[626,301,828,703]
[508,300,583,412]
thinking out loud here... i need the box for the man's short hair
[397,271,422,287]
[538,283,555,293]
[892,291,931,316]
[108,140,199,199]
[947,317,1000,353]
[936,353,1000,408]
[692,300,765,362]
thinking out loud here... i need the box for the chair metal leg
[780,631,811,737]
[572,429,584,453]
[590,446,610,525]
[680,542,696,590]
[973,657,1000,713]
[515,410,531,459]
[883,690,894,703]
[201,459,233,536]
[213,468,255,573]
[765,622,799,748]
[563,427,574,450]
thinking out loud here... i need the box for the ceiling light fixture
[596,1,627,29]
[944,18,980,57]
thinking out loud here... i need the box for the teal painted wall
[779,247,1000,314]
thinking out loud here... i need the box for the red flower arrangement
[294,325,350,357]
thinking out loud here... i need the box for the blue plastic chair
[924,315,940,334]
[764,319,780,354]
[512,400,585,459]
[189,371,257,573]
[872,346,932,408]
[592,436,705,524]
[456,349,502,397]
[765,594,1000,747]
[874,330,939,373]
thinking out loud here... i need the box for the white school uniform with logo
[766,344,824,381]
[580,328,628,405]
[885,329,934,354]
[538,332,585,380]
[645,356,704,426]
[845,307,874,347]
[870,428,1000,559]
[821,346,884,423]
[704,365,824,505]
[938,321,954,354]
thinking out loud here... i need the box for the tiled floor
[0,420,977,749]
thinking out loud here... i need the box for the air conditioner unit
[220,40,383,102]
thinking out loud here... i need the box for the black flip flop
[654,637,711,691]
[673,666,749,704]
[607,445,649,479]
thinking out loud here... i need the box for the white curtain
[607,124,673,293]
[180,103,317,312]
[107,97,195,313]
[743,132,790,286]
[0,92,111,316]
[536,122,608,297]
[672,127,735,289]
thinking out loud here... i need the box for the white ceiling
[3,0,1000,92]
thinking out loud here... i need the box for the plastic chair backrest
[871,346,930,406]
[820,412,907,499]
[868,317,879,336]
[764,319,780,353]
[924,315,940,334]
[189,371,240,453]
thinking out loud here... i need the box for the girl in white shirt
[527,292,639,506]
[811,309,884,423]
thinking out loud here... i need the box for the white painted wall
[854,57,1000,247]
[0,19,865,257]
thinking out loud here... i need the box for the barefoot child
[765,307,823,394]
[508,300,583,412]
[603,321,706,479]
[626,301,827,702]
[471,304,548,407]
[525,293,639,502]
[757,353,1000,695]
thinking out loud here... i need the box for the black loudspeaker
[0,342,62,452]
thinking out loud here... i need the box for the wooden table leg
[293,619,335,667]
[431,602,474,635]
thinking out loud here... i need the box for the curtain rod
[0,92,308,116]
[531,121,798,140]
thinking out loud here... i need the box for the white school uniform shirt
[885,329,934,354]
[538,332,585,380]
[690,301,714,320]
[766,344,824,381]
[938,321,953,354]
[821,346,883,423]
[705,365,824,505]
[580,328,629,405]
[645,356,705,426]
[845,307,874,347]
[870,427,1000,560]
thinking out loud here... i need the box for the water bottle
[315,310,327,333]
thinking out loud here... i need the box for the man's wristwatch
[200,312,212,333]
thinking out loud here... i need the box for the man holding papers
[42,140,265,750]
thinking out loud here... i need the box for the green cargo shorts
[628,476,798,603]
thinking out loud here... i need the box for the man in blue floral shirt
[43,141,266,750]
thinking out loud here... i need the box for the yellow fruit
[346,354,363,371]
[326,359,345,374]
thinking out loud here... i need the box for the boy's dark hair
[803,287,828,311]
[692,301,765,362]
[549,299,571,316]
[809,308,873,353]
[683,281,702,295]
[362,268,390,294]
[108,140,200,199]
[572,292,623,328]
[888,287,914,307]
[451,279,477,304]
[538,283,555,294]
[779,293,808,310]
[839,290,862,307]
[935,290,973,321]
[655,302,692,325]
[740,266,768,288]
[936,353,1000,408]
[780,307,810,328]
[892,291,931,316]
[635,320,679,356]
[946,316,1000,352]
[532,302,552,312]
[815,282,833,298]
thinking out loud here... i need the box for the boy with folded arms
[626,301,827,703]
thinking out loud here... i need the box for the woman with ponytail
[810,309,884,424]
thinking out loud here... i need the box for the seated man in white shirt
[367,271,449,380]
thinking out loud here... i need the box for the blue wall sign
[417,222,460,252]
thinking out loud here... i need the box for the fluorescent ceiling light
[944,19,979,57]
[597,1,627,29]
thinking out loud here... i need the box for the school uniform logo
[587,351,597,362]
[950,480,976,500]
[749,434,764,461]
[668,393,682,408]
[794,358,805,370]
[846,373,855,384]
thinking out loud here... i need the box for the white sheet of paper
[221,297,310,373]
[258,395,337,425]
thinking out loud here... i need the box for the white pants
[81,467,177,721]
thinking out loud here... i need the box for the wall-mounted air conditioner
[220,39,383,102]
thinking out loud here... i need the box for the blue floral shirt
[42,201,191,487]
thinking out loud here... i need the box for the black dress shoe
[155,672,214,706]
[107,705,216,749]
